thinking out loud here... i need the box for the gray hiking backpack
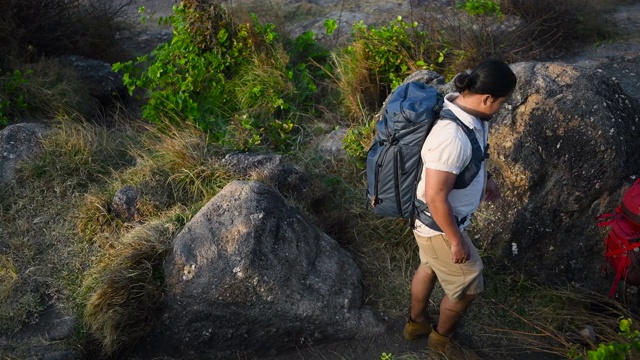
[365,80,487,230]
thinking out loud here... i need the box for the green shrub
[113,1,246,129]
[456,0,502,17]
[114,0,329,152]
[335,16,447,121]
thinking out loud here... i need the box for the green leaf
[324,19,338,35]
[620,319,632,333]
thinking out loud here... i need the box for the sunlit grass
[82,221,176,354]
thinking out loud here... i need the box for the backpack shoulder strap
[437,109,487,189]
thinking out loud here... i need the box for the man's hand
[484,177,500,202]
[450,239,470,264]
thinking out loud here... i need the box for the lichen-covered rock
[111,185,140,221]
[474,62,640,291]
[137,181,384,358]
[0,122,49,185]
[221,152,310,197]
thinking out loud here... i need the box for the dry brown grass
[70,118,236,354]
[127,120,233,207]
[0,120,132,334]
[330,43,381,126]
[501,0,622,58]
[0,255,17,300]
[82,221,176,354]
[0,114,234,355]
[466,270,639,358]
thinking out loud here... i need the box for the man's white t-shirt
[413,92,488,237]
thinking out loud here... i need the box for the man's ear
[481,95,493,105]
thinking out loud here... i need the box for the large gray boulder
[138,180,384,358]
[474,62,640,292]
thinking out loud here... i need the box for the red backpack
[597,178,640,297]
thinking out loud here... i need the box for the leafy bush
[114,0,329,152]
[333,16,448,123]
[114,1,246,128]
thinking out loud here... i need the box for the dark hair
[453,59,517,98]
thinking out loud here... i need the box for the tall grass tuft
[331,43,380,125]
[76,119,233,242]
[82,221,176,355]
[0,255,17,301]
[331,17,448,124]
[25,120,132,192]
[0,59,94,125]
[130,120,233,206]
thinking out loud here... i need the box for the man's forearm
[428,198,465,245]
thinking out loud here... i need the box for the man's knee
[443,292,478,311]
[418,263,435,275]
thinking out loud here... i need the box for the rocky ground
[112,1,640,359]
[560,1,640,102]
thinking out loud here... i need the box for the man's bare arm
[424,168,470,263]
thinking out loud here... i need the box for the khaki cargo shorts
[414,231,484,301]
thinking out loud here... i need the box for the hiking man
[403,59,517,358]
